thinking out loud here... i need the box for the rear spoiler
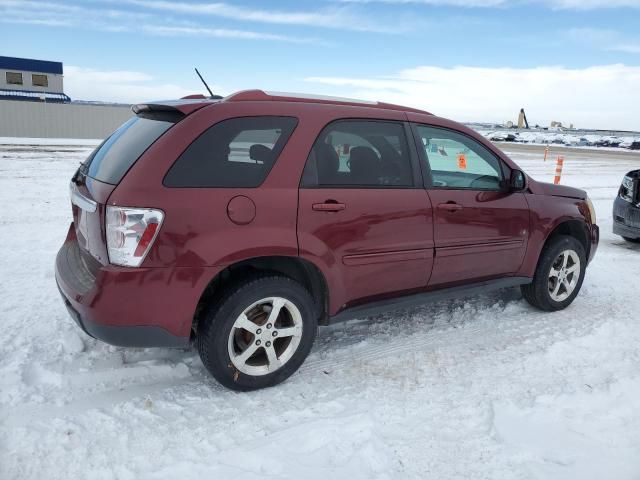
[132,98,217,117]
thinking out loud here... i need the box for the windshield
[85,116,174,184]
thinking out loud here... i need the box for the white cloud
[338,0,640,8]
[113,0,401,33]
[64,66,199,103]
[614,44,640,53]
[142,25,327,44]
[548,0,640,9]
[337,0,506,5]
[305,64,640,130]
[567,28,640,55]
[0,0,322,43]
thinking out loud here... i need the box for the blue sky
[1,0,640,129]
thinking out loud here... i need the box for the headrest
[349,146,378,170]
[316,143,339,171]
[249,144,274,164]
[349,146,380,184]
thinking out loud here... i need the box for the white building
[0,56,69,102]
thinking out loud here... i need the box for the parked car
[613,170,640,242]
[487,131,517,142]
[56,90,599,390]
[621,140,640,151]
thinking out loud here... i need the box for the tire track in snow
[4,284,619,428]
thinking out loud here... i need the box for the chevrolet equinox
[56,90,599,390]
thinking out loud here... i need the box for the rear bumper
[613,196,640,239]
[57,284,189,347]
[55,223,221,348]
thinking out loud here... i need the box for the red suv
[56,90,599,390]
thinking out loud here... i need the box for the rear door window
[86,116,174,184]
[164,116,298,188]
[301,120,414,187]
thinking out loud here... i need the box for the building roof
[0,56,63,75]
[0,89,70,103]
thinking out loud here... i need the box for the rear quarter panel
[109,102,313,268]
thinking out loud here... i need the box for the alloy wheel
[548,249,581,302]
[227,297,303,376]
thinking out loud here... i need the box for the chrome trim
[70,182,97,213]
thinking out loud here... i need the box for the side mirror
[509,169,526,191]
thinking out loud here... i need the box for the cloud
[567,28,640,55]
[142,25,327,44]
[337,0,640,8]
[119,0,400,33]
[305,64,640,130]
[0,0,322,43]
[614,44,640,53]
[547,0,640,9]
[64,66,199,103]
[336,0,506,6]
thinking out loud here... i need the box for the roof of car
[133,89,432,116]
[224,90,432,115]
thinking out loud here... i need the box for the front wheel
[197,275,318,391]
[521,235,586,311]
[622,236,640,244]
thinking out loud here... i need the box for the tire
[197,274,318,391]
[521,235,587,311]
[622,236,640,244]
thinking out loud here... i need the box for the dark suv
[613,170,640,242]
[56,90,599,390]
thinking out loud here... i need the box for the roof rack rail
[223,89,431,115]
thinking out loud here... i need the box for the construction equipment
[517,108,529,129]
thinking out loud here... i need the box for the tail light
[106,206,164,267]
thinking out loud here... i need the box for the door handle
[437,202,463,212]
[312,201,346,212]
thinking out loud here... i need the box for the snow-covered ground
[1,140,640,480]
[476,129,640,150]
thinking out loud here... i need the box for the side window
[415,125,504,190]
[32,74,48,87]
[164,116,297,187]
[6,72,23,85]
[301,120,414,188]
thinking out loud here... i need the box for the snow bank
[0,137,102,146]
[477,129,640,150]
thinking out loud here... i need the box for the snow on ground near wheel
[1,140,639,480]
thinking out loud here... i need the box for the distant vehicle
[613,170,640,243]
[575,137,592,147]
[595,137,622,148]
[488,131,517,142]
[55,90,599,390]
[620,140,640,150]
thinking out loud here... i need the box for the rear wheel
[521,235,586,311]
[622,236,640,243]
[197,275,317,391]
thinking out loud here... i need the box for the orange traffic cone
[553,156,564,184]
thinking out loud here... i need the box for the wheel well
[192,256,329,337]
[544,220,590,256]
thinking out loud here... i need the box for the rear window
[163,116,298,188]
[85,116,174,184]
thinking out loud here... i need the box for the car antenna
[195,68,223,99]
